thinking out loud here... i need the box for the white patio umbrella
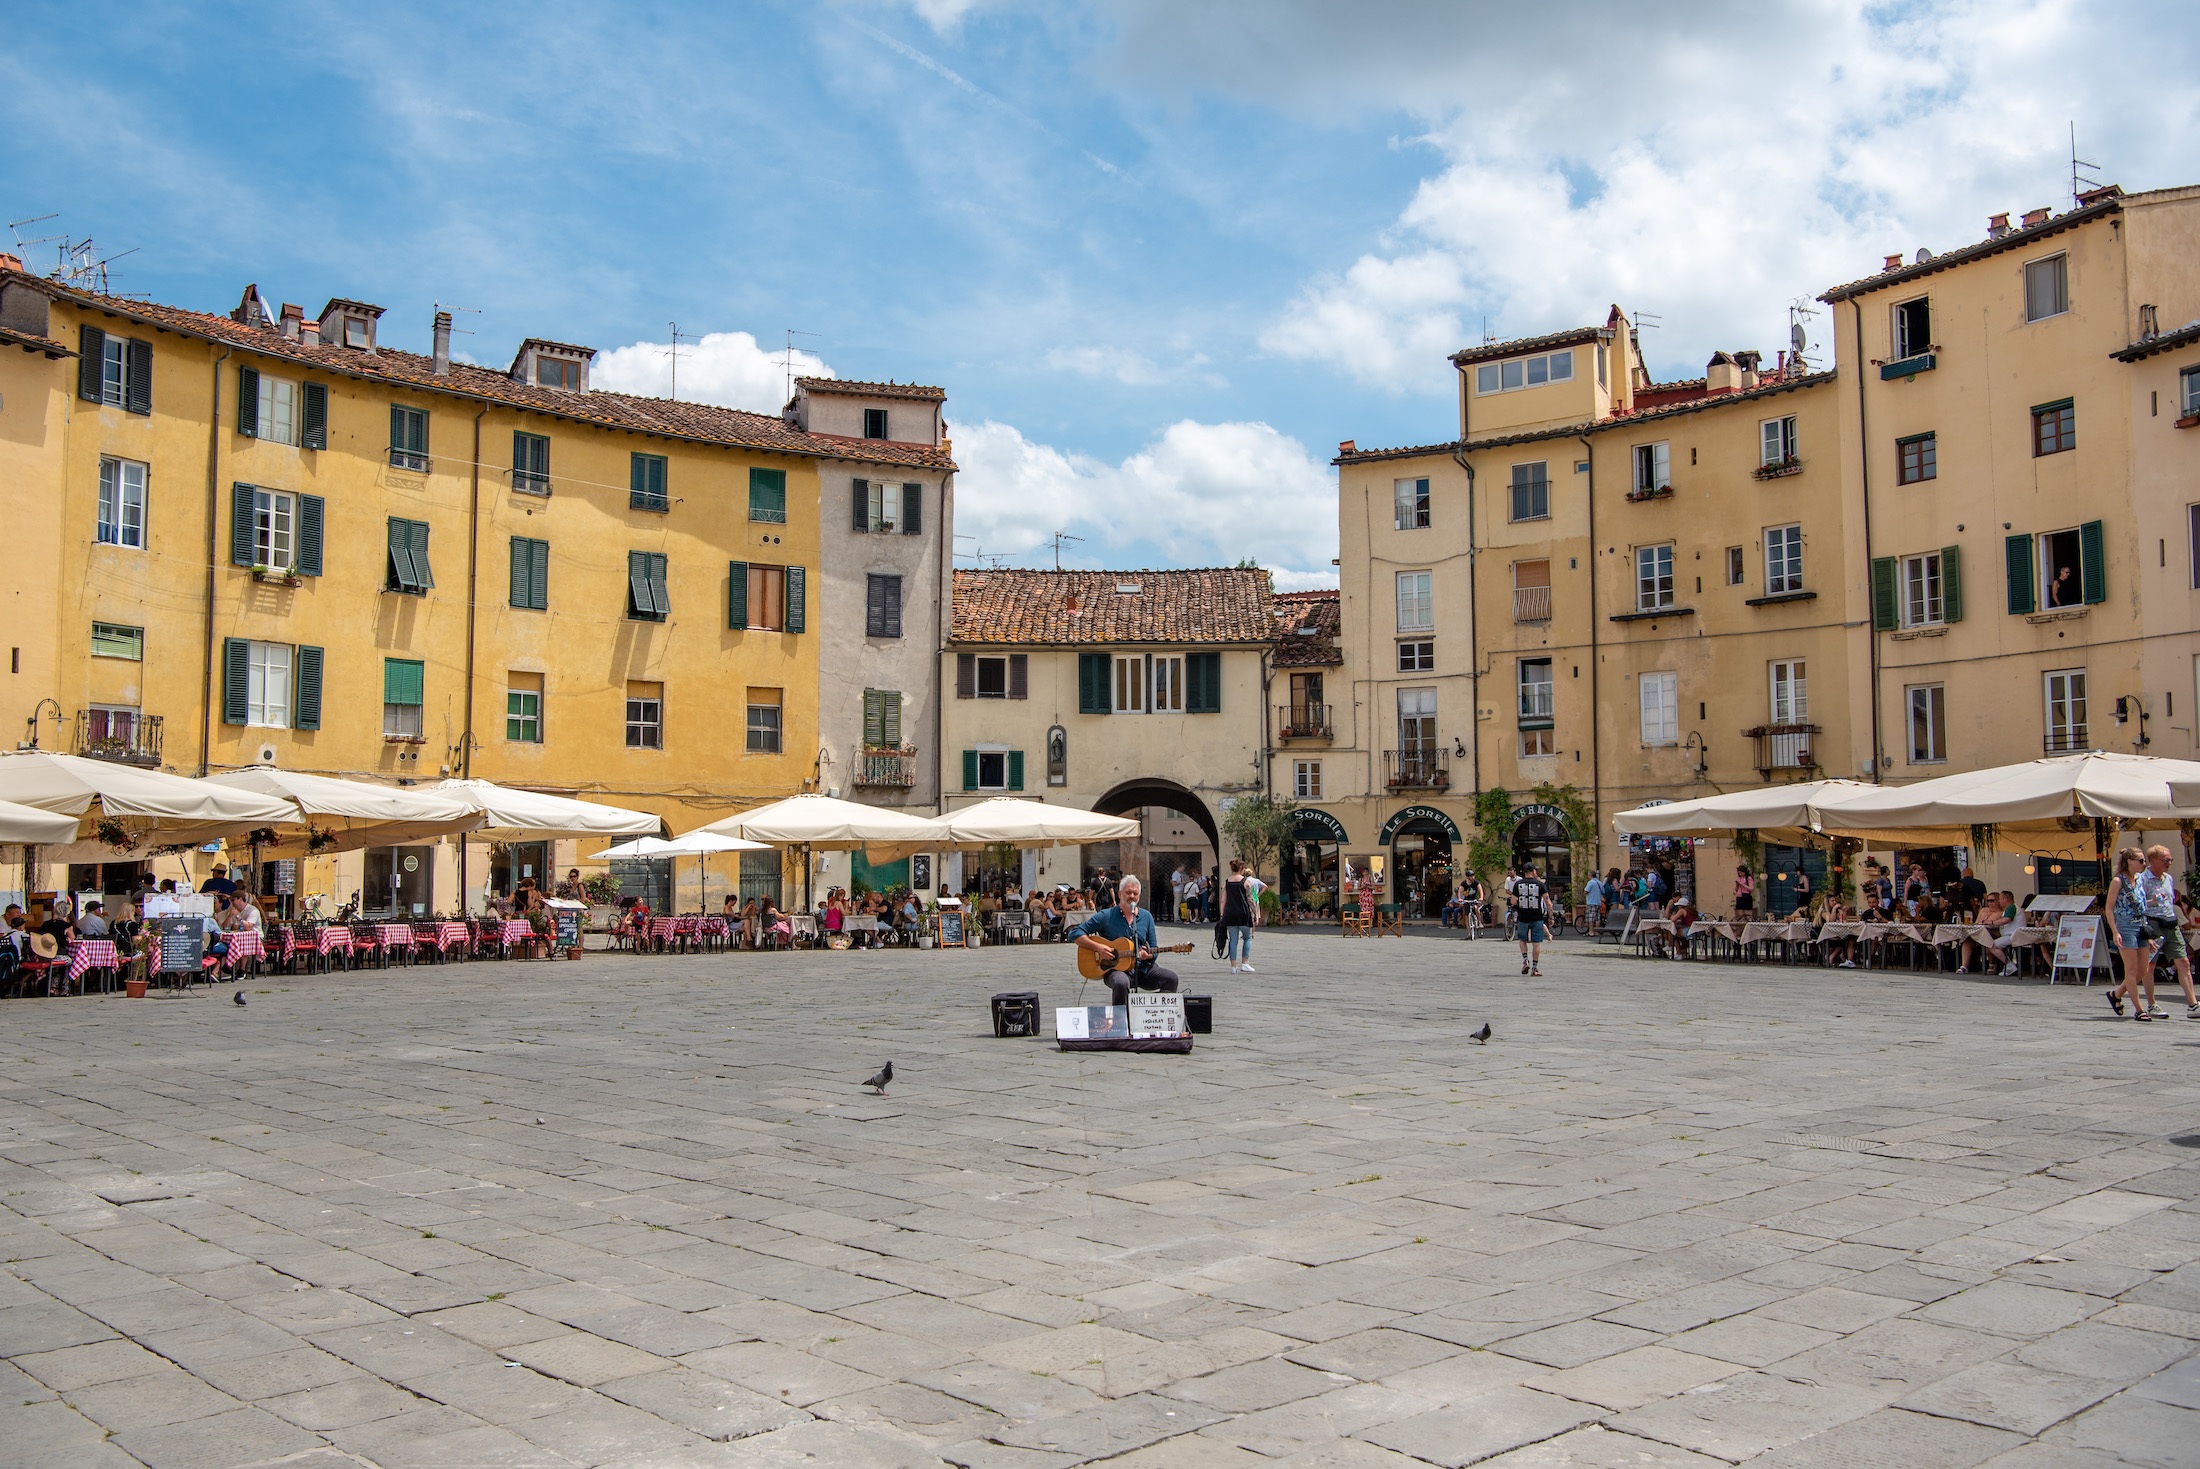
[588,831,773,912]
[693,793,938,908]
[430,779,658,841]
[1613,780,1879,843]
[920,797,1139,850]
[1810,752,2200,857]
[204,768,485,857]
[0,749,296,861]
[0,798,88,847]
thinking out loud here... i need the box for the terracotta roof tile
[1271,589,1342,667]
[795,375,946,402]
[1818,197,2119,302]
[1449,325,1605,367]
[953,567,1274,645]
[0,324,74,358]
[2112,319,2200,363]
[12,268,954,472]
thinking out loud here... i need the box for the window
[863,407,889,440]
[84,706,139,754]
[2025,254,2069,322]
[959,653,1028,700]
[743,563,785,629]
[746,690,782,753]
[1893,296,1931,359]
[968,749,1022,790]
[536,357,581,390]
[2191,505,2200,591]
[1770,659,1807,725]
[865,573,903,638]
[867,480,902,532]
[1907,683,1946,763]
[1632,442,1671,494]
[1398,640,1434,672]
[1112,655,1142,712]
[1474,348,1575,394]
[506,673,542,743]
[1393,477,1430,530]
[1517,659,1553,726]
[1509,462,1549,522]
[1395,570,1433,632]
[249,373,299,445]
[1761,415,1798,467]
[862,689,904,748]
[2037,525,2095,608]
[1764,525,1803,595]
[1639,670,1678,746]
[389,405,429,471]
[81,328,151,413]
[1897,432,1937,484]
[1901,551,1944,627]
[748,466,787,523]
[1597,342,1608,387]
[1635,544,1675,611]
[97,457,146,548]
[630,452,669,511]
[1512,559,1551,622]
[2044,669,2086,752]
[254,489,296,569]
[2032,399,2075,456]
[342,315,372,349]
[90,622,142,660]
[509,536,549,610]
[1521,727,1555,757]
[246,641,293,729]
[1293,760,1322,800]
[1397,688,1436,753]
[2183,365,2200,418]
[625,682,663,749]
[383,658,424,739]
[101,334,129,406]
[1725,546,1745,585]
[627,551,670,621]
[513,432,550,493]
[1151,656,1184,713]
[386,517,433,595]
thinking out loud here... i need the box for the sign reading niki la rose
[1129,993,1187,1038]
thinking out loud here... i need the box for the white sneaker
[1228,964,1240,974]
[2001,963,2019,976]
[1239,963,1255,974]
[1839,959,1856,968]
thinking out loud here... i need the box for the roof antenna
[662,322,695,401]
[11,215,138,295]
[433,303,480,339]
[1048,530,1084,570]
[1787,300,1819,371]
[2069,121,2102,205]
[782,328,820,401]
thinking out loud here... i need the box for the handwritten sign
[936,910,965,948]
[1128,993,1188,1038]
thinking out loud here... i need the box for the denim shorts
[2114,918,2143,949]
[1518,921,1549,944]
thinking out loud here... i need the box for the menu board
[936,910,965,947]
[551,905,581,949]
[2052,915,2101,977]
[155,917,205,974]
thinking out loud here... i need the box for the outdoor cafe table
[374,924,418,966]
[220,929,263,974]
[416,922,471,959]
[497,920,535,952]
[312,927,353,967]
[66,939,121,992]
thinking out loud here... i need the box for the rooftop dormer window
[510,339,595,392]
[1475,348,1575,395]
[537,358,581,390]
[318,299,384,352]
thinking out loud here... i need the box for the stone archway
[1092,778,1221,860]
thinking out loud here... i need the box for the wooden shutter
[2079,520,2106,604]
[785,565,806,633]
[882,691,902,747]
[1870,556,1898,630]
[383,657,424,707]
[1189,652,1222,712]
[529,539,549,610]
[853,478,870,532]
[866,575,886,635]
[1008,654,1028,699]
[294,645,324,730]
[628,551,653,617]
[124,339,151,415]
[510,537,531,608]
[863,690,884,746]
[956,653,976,698]
[962,750,979,790]
[648,553,669,616]
[221,638,249,725]
[388,519,418,591]
[1940,545,1963,623]
[297,495,324,577]
[231,483,256,566]
[78,326,104,401]
[1007,751,1025,791]
[301,382,327,449]
[237,366,259,436]
[1079,652,1109,714]
[727,561,747,628]
[411,519,433,590]
[884,576,902,637]
[630,454,645,507]
[2005,534,2035,615]
[903,482,922,536]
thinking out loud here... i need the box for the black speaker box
[1185,994,1213,1034]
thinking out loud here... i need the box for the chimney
[279,303,303,341]
[1883,254,1902,271]
[432,311,452,376]
[1705,351,1742,393]
[1338,439,1357,455]
[0,253,21,274]
[299,318,319,346]
[2022,206,2051,228]
[1987,212,2011,238]
[2139,304,2160,341]
[1735,350,1761,389]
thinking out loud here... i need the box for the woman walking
[1221,859,1258,974]
[1733,865,1754,918]
[2107,846,2153,1019]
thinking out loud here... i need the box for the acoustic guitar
[1076,937,1195,980]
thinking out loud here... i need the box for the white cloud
[950,417,1337,582]
[1043,344,1219,387]
[592,331,830,412]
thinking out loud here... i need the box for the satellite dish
[1914,247,1931,264]
[1791,323,1808,354]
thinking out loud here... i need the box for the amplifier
[990,990,1040,1038]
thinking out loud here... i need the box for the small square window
[2032,400,2075,456]
[746,690,783,754]
[863,408,889,440]
[91,622,143,660]
[1521,728,1556,757]
[1293,760,1322,800]
[625,683,663,749]
[1725,546,1745,585]
[389,405,429,471]
[2182,365,2200,418]
[506,673,543,743]
[630,452,669,511]
[1897,432,1937,485]
[2025,254,2069,322]
[1398,640,1434,672]
[1393,477,1430,530]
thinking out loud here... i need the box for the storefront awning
[1290,808,1348,843]
[1379,805,1461,844]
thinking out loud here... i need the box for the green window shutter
[237,366,259,436]
[1870,556,1898,630]
[222,638,249,725]
[853,478,870,532]
[383,657,424,706]
[297,495,324,577]
[628,551,651,617]
[1940,544,1963,623]
[883,691,902,747]
[863,690,884,746]
[785,565,806,633]
[749,467,787,523]
[2005,534,2036,615]
[2079,520,2106,604]
[903,482,922,536]
[1008,653,1027,698]
[301,382,327,449]
[727,560,748,629]
[962,750,979,791]
[1189,652,1222,712]
[231,483,256,566]
[124,340,151,415]
[530,539,549,609]
[1078,651,1109,713]
[294,645,324,730]
[1007,750,1025,791]
[630,453,669,510]
[387,518,417,591]
[510,537,530,608]
[411,519,433,590]
[78,326,105,401]
[648,553,669,616]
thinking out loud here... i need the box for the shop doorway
[490,842,550,900]
[1763,845,1827,917]
[1511,814,1572,901]
[365,845,437,917]
[1390,821,1454,919]
[1626,837,1693,905]
[1285,841,1340,912]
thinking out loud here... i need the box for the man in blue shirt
[1069,875,1180,1010]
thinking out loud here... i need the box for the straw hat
[26,932,59,959]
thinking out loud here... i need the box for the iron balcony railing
[1384,746,1449,790]
[1513,584,1552,622]
[1277,703,1331,740]
[1518,684,1554,722]
[1745,721,1820,777]
[855,746,918,788]
[75,711,163,767]
[2043,727,2089,754]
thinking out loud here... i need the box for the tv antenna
[1048,530,1083,570]
[1632,310,1662,333]
[662,322,697,401]
[1787,300,1819,370]
[10,215,136,295]
[783,328,819,400]
[2069,122,2102,205]
[433,302,480,340]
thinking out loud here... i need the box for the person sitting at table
[758,895,792,949]
[1659,894,1698,960]
[77,900,111,939]
[823,893,846,944]
[1959,891,2018,975]
[556,868,585,902]
[1818,897,1859,967]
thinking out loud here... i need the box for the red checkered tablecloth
[67,939,120,985]
[700,917,730,937]
[418,922,471,952]
[222,930,263,967]
[375,924,417,955]
[499,920,535,946]
[314,928,353,956]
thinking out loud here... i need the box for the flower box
[251,565,303,587]
[1752,458,1803,480]
[1625,485,1673,503]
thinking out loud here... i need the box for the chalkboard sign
[936,910,965,948]
[155,917,205,974]
[552,907,580,950]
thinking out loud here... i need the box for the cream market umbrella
[1810,752,2200,858]
[0,798,87,846]
[589,832,773,912]
[0,750,296,861]
[919,797,1139,850]
[1613,780,1878,844]
[431,779,658,841]
[205,768,485,857]
[692,793,937,853]
[2167,778,2200,809]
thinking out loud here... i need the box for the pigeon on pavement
[863,1061,894,1095]
[233,991,247,1007]
[1470,1022,1491,1044]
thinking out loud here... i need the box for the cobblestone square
[2,931,2196,1467]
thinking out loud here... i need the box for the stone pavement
[1,931,2196,1468]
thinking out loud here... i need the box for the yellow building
[0,261,954,913]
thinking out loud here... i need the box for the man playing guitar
[1070,875,1183,1010]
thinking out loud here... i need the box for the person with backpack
[1512,864,1552,976]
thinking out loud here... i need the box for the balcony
[2043,728,2090,755]
[854,746,919,788]
[75,711,163,767]
[1384,747,1450,791]
[1745,721,1820,778]
[1518,688,1554,724]
[1880,353,1936,380]
[1512,585,1552,623]
[1277,703,1331,741]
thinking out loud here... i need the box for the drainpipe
[458,404,484,913]
[1851,300,1884,782]
[1259,646,1273,799]
[199,345,233,776]
[1578,432,1601,870]
[935,467,952,816]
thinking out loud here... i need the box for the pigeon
[233,991,247,1007]
[1470,1022,1491,1044]
[862,1061,894,1095]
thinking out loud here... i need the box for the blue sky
[4,1,2193,587]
